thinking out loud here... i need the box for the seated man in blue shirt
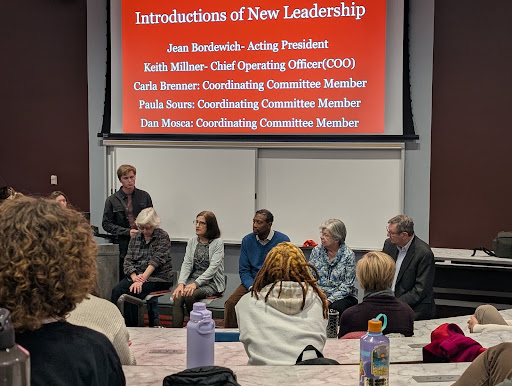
[224,209,289,328]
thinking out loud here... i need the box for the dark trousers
[329,295,358,315]
[331,296,358,338]
[111,278,170,327]
[172,288,207,328]
[223,284,249,328]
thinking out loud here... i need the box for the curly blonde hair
[0,197,98,332]
[252,242,329,319]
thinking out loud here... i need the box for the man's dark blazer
[383,235,436,320]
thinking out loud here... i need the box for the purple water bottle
[186,302,215,369]
[359,313,389,386]
[0,309,30,386]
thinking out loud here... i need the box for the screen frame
[100,0,417,143]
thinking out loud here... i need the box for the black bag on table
[295,344,340,365]
[163,366,240,386]
[493,231,512,258]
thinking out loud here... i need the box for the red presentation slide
[121,0,386,134]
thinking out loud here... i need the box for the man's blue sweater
[239,230,290,289]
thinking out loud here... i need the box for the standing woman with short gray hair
[308,218,357,317]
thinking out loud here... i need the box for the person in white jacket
[172,210,225,328]
[235,241,329,365]
[468,304,512,333]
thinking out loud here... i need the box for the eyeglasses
[138,225,153,231]
[193,220,207,227]
[319,232,333,240]
[386,226,400,235]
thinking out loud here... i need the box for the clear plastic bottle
[359,313,389,386]
[186,302,215,369]
[0,309,30,386]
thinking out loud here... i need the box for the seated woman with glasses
[308,219,358,318]
[111,207,173,327]
[172,211,225,328]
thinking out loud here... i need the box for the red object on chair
[303,240,318,247]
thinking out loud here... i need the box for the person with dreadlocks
[235,241,328,365]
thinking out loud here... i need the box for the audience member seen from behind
[453,342,512,386]
[338,251,414,338]
[111,207,173,327]
[224,209,290,328]
[236,242,328,365]
[0,176,22,204]
[172,211,225,328]
[102,164,153,280]
[49,190,69,208]
[0,197,125,386]
[67,293,136,365]
[308,219,358,317]
[467,304,512,333]
[383,214,436,320]
[0,176,12,203]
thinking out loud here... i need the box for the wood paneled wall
[0,0,90,211]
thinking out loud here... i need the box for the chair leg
[138,304,146,327]
[147,298,160,327]
[117,294,146,327]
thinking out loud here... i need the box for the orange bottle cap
[368,319,382,333]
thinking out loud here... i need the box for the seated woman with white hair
[111,207,173,327]
[308,218,358,317]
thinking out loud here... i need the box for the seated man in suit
[224,209,290,328]
[383,214,435,320]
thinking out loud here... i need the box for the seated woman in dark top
[172,210,225,328]
[0,197,125,386]
[111,207,173,327]
[338,251,414,338]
